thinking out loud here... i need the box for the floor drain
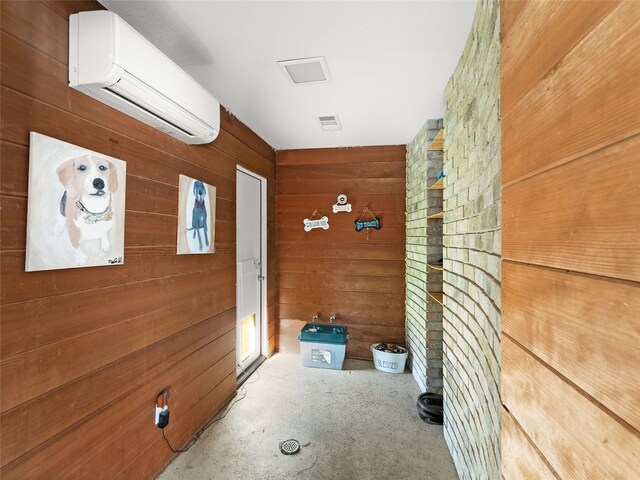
[279,439,301,455]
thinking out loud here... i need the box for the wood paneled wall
[500,1,640,477]
[276,147,406,359]
[0,1,276,478]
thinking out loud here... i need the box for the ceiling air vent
[278,56,331,86]
[317,115,342,131]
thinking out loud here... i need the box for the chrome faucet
[329,314,337,323]
[312,313,319,323]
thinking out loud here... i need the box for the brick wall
[406,119,444,393]
[442,0,501,477]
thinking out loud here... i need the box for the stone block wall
[442,0,501,478]
[406,119,444,393]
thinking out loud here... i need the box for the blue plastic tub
[298,323,348,370]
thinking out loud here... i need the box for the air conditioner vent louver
[317,115,342,131]
[104,84,195,138]
[318,116,337,125]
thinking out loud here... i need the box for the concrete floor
[157,353,458,480]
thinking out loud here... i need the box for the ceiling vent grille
[278,56,331,85]
[317,115,342,131]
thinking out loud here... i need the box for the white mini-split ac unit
[69,10,220,145]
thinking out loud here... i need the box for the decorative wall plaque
[303,210,330,232]
[355,206,381,240]
[355,217,381,232]
[332,193,352,213]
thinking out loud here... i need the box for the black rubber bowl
[418,392,443,406]
[417,392,444,425]
[418,411,443,425]
[417,400,443,416]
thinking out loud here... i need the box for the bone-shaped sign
[355,217,381,232]
[333,194,352,213]
[303,216,330,232]
[333,203,352,213]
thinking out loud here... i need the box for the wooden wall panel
[0,1,276,478]
[276,147,406,359]
[2,312,234,466]
[503,261,640,431]
[501,1,640,186]
[502,337,640,478]
[500,0,617,115]
[277,146,405,165]
[3,347,234,479]
[114,374,237,480]
[499,0,525,38]
[501,1,640,478]
[503,134,640,281]
[501,408,556,480]
[1,285,236,410]
[72,360,237,479]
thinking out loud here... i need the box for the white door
[236,168,264,372]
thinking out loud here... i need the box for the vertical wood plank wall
[276,147,406,359]
[500,1,640,478]
[0,1,277,478]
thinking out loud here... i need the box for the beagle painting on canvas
[25,133,127,272]
[56,154,119,264]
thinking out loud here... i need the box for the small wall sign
[355,206,381,240]
[355,217,381,232]
[303,209,330,232]
[332,194,352,213]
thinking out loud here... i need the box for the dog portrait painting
[177,175,216,255]
[25,132,126,272]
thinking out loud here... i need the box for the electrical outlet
[155,388,171,427]
[158,408,170,428]
[155,405,170,427]
[155,405,163,425]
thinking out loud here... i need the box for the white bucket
[371,344,408,374]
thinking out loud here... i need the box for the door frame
[236,165,268,370]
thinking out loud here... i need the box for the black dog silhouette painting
[177,175,216,254]
[25,132,126,271]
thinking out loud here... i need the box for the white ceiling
[99,1,477,150]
